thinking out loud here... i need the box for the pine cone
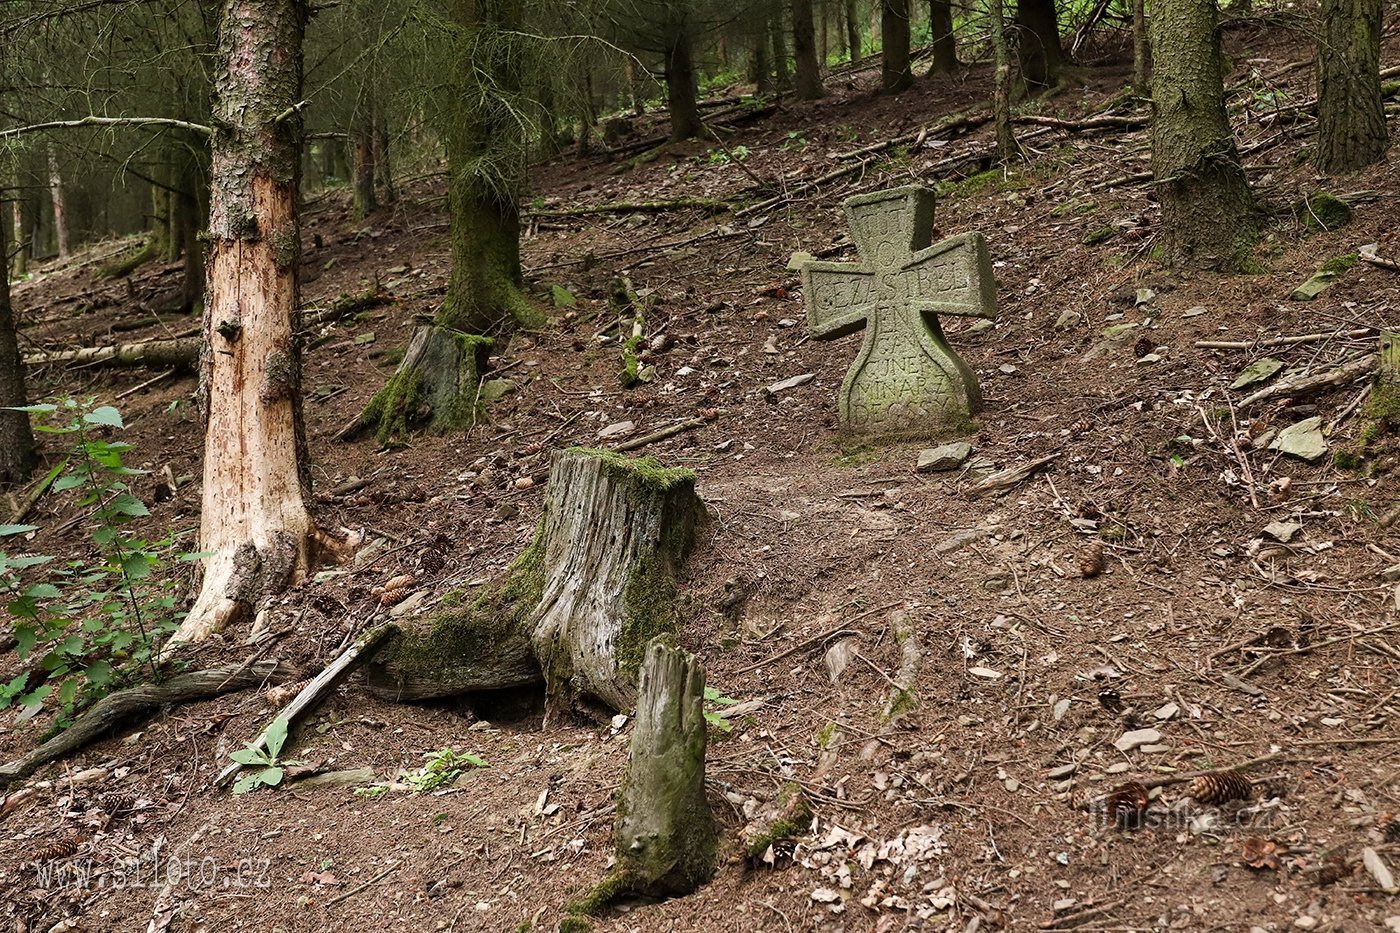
[1189,770,1254,805]
[32,838,80,863]
[1106,782,1149,829]
[1381,815,1400,843]
[1079,542,1106,578]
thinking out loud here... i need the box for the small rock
[1106,762,1130,774]
[1263,520,1302,543]
[1182,306,1208,318]
[1293,916,1317,930]
[1135,287,1156,305]
[1269,416,1328,463]
[966,319,995,335]
[1047,763,1077,780]
[1052,898,1077,912]
[765,373,814,394]
[1055,310,1081,330]
[297,768,378,788]
[998,363,1018,375]
[1290,272,1337,302]
[1364,847,1398,893]
[1135,352,1163,365]
[389,590,428,617]
[1231,357,1285,390]
[1153,702,1180,721]
[786,251,817,271]
[917,442,973,473]
[598,420,635,439]
[1114,728,1162,752]
[1140,744,1172,754]
[479,378,517,402]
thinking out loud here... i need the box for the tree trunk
[771,8,791,91]
[366,450,706,718]
[845,0,861,62]
[575,641,715,914]
[372,102,395,204]
[792,0,826,99]
[171,0,320,647]
[881,0,913,93]
[351,121,377,219]
[530,449,705,718]
[819,0,829,64]
[47,146,69,259]
[751,24,773,94]
[1315,0,1386,173]
[0,213,36,488]
[1132,0,1149,95]
[929,0,959,73]
[665,16,702,141]
[7,191,24,279]
[991,0,1019,160]
[1149,0,1255,269]
[1016,0,1066,92]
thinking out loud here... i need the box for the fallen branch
[215,626,396,787]
[23,336,199,371]
[1195,327,1375,350]
[0,660,293,787]
[527,198,730,218]
[833,111,992,161]
[1013,113,1149,132]
[970,454,1060,497]
[612,415,711,452]
[1238,353,1378,406]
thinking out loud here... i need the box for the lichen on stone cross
[795,185,996,438]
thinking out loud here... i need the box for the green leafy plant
[230,716,300,795]
[405,747,488,793]
[1,399,195,723]
[703,685,739,733]
[780,130,808,151]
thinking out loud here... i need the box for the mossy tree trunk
[792,0,825,100]
[1132,0,1149,95]
[881,0,913,93]
[372,102,395,205]
[771,8,792,91]
[929,0,959,73]
[0,212,36,487]
[351,97,378,220]
[844,0,861,62]
[577,640,715,914]
[1149,0,1255,269]
[365,450,705,718]
[170,0,321,647]
[531,449,705,718]
[991,0,1019,161]
[1015,0,1065,91]
[1315,0,1387,173]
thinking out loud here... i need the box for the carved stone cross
[796,185,996,437]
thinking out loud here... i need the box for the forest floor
[3,24,1400,933]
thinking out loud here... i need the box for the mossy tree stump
[531,448,704,716]
[347,326,492,443]
[364,448,704,715]
[577,640,715,913]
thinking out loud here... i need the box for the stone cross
[796,185,995,437]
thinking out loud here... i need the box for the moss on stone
[1318,252,1359,276]
[742,782,812,859]
[1298,192,1352,232]
[1082,226,1117,246]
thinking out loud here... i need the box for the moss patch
[358,329,493,442]
[1297,191,1352,232]
[1318,252,1359,276]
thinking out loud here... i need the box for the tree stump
[530,448,705,715]
[364,448,705,713]
[344,326,492,443]
[578,639,715,912]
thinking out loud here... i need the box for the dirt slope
[2,24,1399,933]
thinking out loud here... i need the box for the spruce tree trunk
[1015,0,1065,91]
[771,9,791,91]
[991,0,1019,160]
[171,0,319,646]
[1315,0,1386,173]
[175,138,209,313]
[47,147,69,260]
[1132,0,1149,95]
[881,0,913,93]
[351,120,377,219]
[792,0,826,99]
[751,25,773,94]
[7,192,24,279]
[0,214,36,488]
[845,0,862,62]
[665,18,702,141]
[1149,0,1255,269]
[929,0,959,73]
[372,103,395,204]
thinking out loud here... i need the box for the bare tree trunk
[771,7,791,91]
[881,0,913,93]
[792,0,826,99]
[351,110,377,219]
[1149,0,1255,269]
[991,0,1019,160]
[929,0,959,72]
[46,146,69,259]
[751,18,773,93]
[372,102,395,204]
[665,13,703,141]
[845,0,861,62]
[172,0,320,647]
[1132,0,1149,95]
[1015,0,1066,91]
[1315,0,1386,172]
[819,0,829,64]
[0,211,36,488]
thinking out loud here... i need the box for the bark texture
[665,9,702,141]
[844,0,862,62]
[1132,0,1150,95]
[929,0,959,73]
[349,325,492,443]
[351,103,377,219]
[881,0,914,93]
[1315,0,1387,173]
[173,0,318,646]
[531,449,705,716]
[992,0,1019,161]
[0,214,37,487]
[1015,0,1066,91]
[577,641,715,912]
[792,0,825,100]
[1149,0,1255,269]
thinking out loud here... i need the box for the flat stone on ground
[1269,416,1328,462]
[1114,727,1162,752]
[917,442,973,473]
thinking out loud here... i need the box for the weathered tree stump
[577,640,715,912]
[530,448,704,715]
[341,325,492,443]
[364,448,704,714]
